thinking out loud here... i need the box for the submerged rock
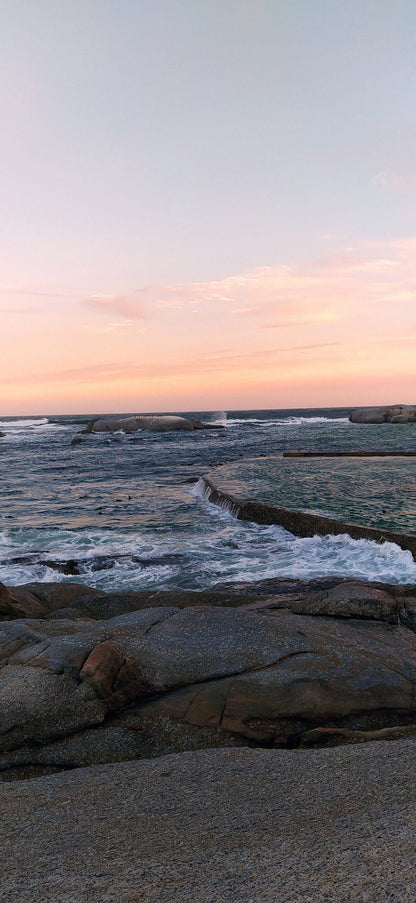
[350,404,416,423]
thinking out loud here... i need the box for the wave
[0,417,49,429]
[2,507,416,591]
[226,416,350,427]
[209,411,228,425]
[274,416,350,425]
[194,476,416,567]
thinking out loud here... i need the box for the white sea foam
[0,417,49,429]
[210,411,228,424]
[0,417,71,442]
[273,416,350,425]
[1,501,415,590]
[226,416,350,427]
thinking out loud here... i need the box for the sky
[1,0,416,414]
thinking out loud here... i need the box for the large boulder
[0,582,45,620]
[83,415,207,433]
[142,610,416,743]
[0,665,105,752]
[2,580,416,774]
[0,582,101,621]
[350,404,416,423]
[286,580,400,622]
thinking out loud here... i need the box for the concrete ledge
[199,476,416,560]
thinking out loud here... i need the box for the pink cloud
[3,236,416,413]
[104,239,416,326]
[84,294,146,320]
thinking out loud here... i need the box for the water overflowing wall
[196,476,416,562]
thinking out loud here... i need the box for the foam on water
[1,407,415,591]
[1,494,416,589]
[226,415,350,427]
[0,417,49,430]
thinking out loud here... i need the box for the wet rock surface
[1,576,416,778]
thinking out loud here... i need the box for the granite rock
[3,743,416,901]
[84,415,207,433]
[350,404,416,423]
[3,580,416,772]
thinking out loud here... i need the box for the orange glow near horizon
[1,237,416,415]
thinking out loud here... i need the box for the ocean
[1,407,416,589]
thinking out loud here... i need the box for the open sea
[1,408,416,589]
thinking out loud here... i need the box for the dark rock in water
[83,414,225,433]
[81,419,96,433]
[350,404,416,423]
[70,435,85,445]
[0,431,5,438]
[42,559,81,576]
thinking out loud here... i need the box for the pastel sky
[2,0,416,414]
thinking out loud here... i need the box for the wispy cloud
[372,171,415,193]
[0,307,43,314]
[4,342,344,388]
[84,294,146,320]
[2,236,416,410]
[85,239,416,328]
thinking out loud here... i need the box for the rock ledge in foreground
[3,743,416,902]
[2,577,416,778]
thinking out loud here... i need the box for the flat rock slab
[2,743,416,902]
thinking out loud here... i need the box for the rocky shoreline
[2,574,416,782]
[3,741,416,902]
[3,574,416,900]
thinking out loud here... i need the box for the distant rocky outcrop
[350,405,416,423]
[83,415,224,434]
[2,576,416,779]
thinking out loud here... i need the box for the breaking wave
[2,497,416,591]
[226,415,350,427]
[0,417,50,429]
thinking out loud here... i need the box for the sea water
[0,408,416,589]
